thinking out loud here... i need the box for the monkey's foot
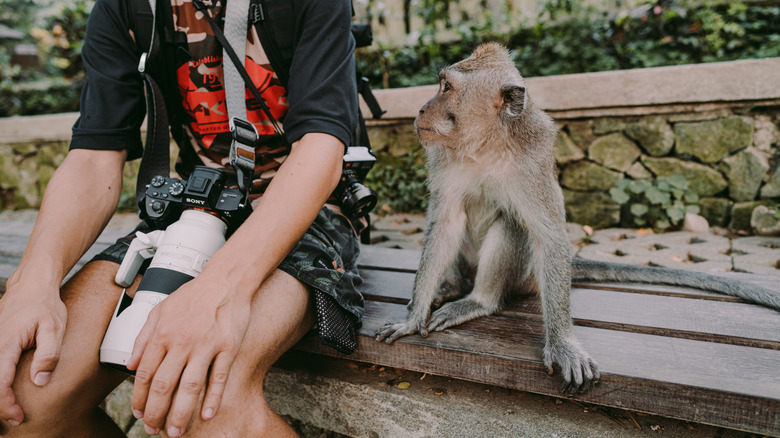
[375,319,428,344]
[544,337,600,393]
[427,299,495,332]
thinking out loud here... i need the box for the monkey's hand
[375,317,429,344]
[544,337,600,393]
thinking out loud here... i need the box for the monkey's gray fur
[374,42,780,392]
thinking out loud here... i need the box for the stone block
[587,133,641,172]
[641,156,727,197]
[759,166,780,199]
[554,131,584,165]
[563,190,621,229]
[753,114,780,153]
[625,161,653,180]
[564,120,595,147]
[0,145,21,190]
[718,148,769,202]
[624,117,674,157]
[698,197,731,227]
[729,200,775,231]
[674,116,753,163]
[560,161,622,191]
[751,205,780,236]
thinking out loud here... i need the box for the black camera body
[139,166,252,231]
[336,146,377,219]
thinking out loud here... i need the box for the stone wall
[363,57,780,230]
[0,58,778,229]
[556,109,780,229]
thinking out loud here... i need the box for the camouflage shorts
[92,206,364,354]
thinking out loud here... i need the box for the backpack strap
[250,0,295,89]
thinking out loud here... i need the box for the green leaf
[645,187,670,205]
[629,180,651,194]
[609,187,631,204]
[684,191,699,204]
[656,180,672,192]
[667,207,685,224]
[667,174,689,190]
[686,205,701,214]
[630,203,649,216]
[655,218,671,230]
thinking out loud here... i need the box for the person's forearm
[8,149,126,295]
[196,132,344,301]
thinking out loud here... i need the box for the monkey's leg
[427,218,513,331]
[376,203,468,343]
[530,226,599,393]
[430,253,474,309]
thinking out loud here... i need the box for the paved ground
[370,213,780,277]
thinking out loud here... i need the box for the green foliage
[0,0,46,30]
[609,174,700,231]
[1,0,91,116]
[33,0,91,79]
[357,0,780,89]
[364,147,429,214]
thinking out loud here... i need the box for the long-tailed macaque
[375,43,780,392]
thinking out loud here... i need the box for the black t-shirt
[70,0,358,191]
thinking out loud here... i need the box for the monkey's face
[414,69,461,146]
[414,43,529,153]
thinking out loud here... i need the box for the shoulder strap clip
[249,1,264,23]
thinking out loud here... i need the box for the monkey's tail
[571,258,780,312]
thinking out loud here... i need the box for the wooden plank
[358,246,420,272]
[570,288,780,345]
[360,269,413,303]
[359,268,780,349]
[295,300,780,435]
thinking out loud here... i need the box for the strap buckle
[229,118,258,194]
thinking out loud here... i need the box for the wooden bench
[288,245,780,436]
[1,245,779,436]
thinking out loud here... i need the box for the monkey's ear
[499,84,527,119]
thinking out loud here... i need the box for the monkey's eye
[441,80,451,93]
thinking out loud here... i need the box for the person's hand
[0,283,67,426]
[126,276,251,437]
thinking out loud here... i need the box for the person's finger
[126,307,159,372]
[29,320,65,387]
[164,354,213,437]
[199,351,234,421]
[0,341,24,425]
[138,350,188,435]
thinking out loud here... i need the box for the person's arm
[126,132,344,436]
[0,148,126,425]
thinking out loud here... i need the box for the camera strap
[134,0,172,203]
[192,0,288,194]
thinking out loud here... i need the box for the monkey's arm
[375,196,468,343]
[523,199,600,392]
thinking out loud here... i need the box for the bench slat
[360,268,780,347]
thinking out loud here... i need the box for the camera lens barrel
[99,210,228,373]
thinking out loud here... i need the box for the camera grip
[115,231,164,287]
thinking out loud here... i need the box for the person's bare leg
[1,261,134,438]
[161,269,315,438]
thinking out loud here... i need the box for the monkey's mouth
[416,126,437,137]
